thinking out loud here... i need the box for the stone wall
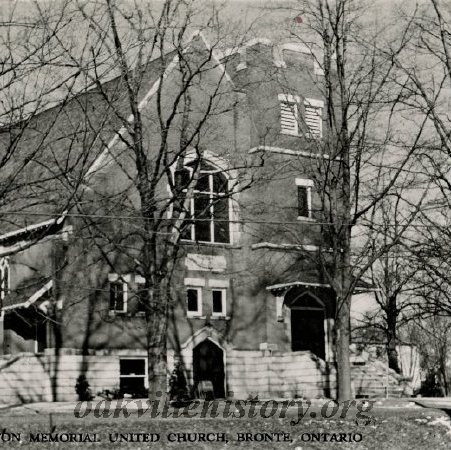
[0,353,128,403]
[0,349,337,404]
[0,354,52,404]
[226,349,336,399]
[0,349,412,404]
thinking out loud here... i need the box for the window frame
[108,274,129,314]
[119,357,148,392]
[177,162,231,244]
[295,178,314,220]
[186,286,203,318]
[211,288,227,317]
[279,93,301,136]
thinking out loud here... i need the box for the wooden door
[193,339,225,398]
[291,309,325,360]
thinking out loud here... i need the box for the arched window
[174,161,230,243]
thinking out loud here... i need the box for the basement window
[119,358,147,398]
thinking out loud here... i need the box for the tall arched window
[174,161,230,243]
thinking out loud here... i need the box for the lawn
[0,403,449,448]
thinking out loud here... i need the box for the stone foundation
[225,349,336,399]
[0,348,335,403]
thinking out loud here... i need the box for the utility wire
[0,209,449,229]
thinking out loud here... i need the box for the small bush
[419,372,444,397]
[75,374,93,401]
[169,360,190,403]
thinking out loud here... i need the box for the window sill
[187,314,206,319]
[210,315,230,321]
[280,131,323,140]
[280,130,300,137]
[305,133,323,140]
[297,216,316,222]
[180,240,241,249]
[108,310,127,316]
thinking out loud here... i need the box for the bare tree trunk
[146,280,169,402]
[386,296,401,374]
[335,292,352,401]
[335,224,353,401]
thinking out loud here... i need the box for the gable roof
[0,31,236,235]
[2,280,53,312]
[0,213,67,247]
[85,30,235,178]
[0,46,176,233]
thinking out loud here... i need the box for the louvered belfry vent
[304,98,324,138]
[280,101,298,134]
[305,106,322,137]
[279,93,300,135]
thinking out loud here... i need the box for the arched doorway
[288,292,326,360]
[193,339,225,398]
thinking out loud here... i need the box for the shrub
[169,360,190,403]
[75,374,94,401]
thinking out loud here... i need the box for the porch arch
[179,327,229,396]
[287,290,326,359]
[267,282,335,362]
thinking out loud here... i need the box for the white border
[186,286,203,318]
[108,274,128,314]
[211,288,227,317]
[119,356,149,389]
[295,179,313,219]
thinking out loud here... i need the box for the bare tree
[0,0,88,227]
[385,0,451,317]
[259,0,433,400]
[355,194,427,373]
[28,0,257,400]
[408,316,451,396]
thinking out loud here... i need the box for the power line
[0,209,448,229]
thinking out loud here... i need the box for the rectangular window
[109,281,126,313]
[279,94,300,136]
[304,98,324,138]
[297,187,309,217]
[119,358,147,397]
[186,287,202,317]
[212,289,226,317]
[296,179,314,219]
